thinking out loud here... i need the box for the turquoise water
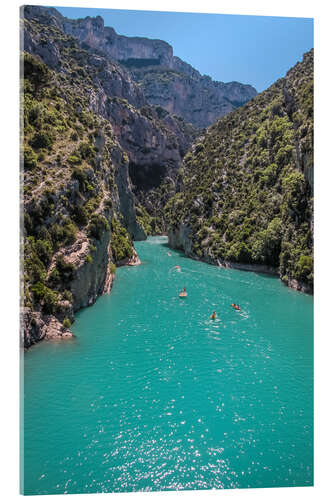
[23,236,313,494]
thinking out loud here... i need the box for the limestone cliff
[21,49,144,348]
[23,5,257,129]
[22,5,199,347]
[23,5,197,182]
[131,68,257,129]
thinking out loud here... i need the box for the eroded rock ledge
[23,232,142,349]
[23,308,74,348]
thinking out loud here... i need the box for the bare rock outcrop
[168,224,193,255]
[23,5,257,130]
[22,5,197,197]
[23,308,74,348]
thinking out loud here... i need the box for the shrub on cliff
[226,241,252,263]
[62,317,71,329]
[63,221,78,246]
[135,204,153,235]
[110,218,133,262]
[24,146,38,170]
[71,167,87,189]
[30,131,54,150]
[62,289,73,303]
[43,287,60,314]
[28,102,45,127]
[25,255,47,284]
[50,219,78,248]
[72,204,89,226]
[87,214,109,240]
[56,257,75,283]
[85,254,93,264]
[71,167,95,192]
[250,218,283,266]
[48,267,60,286]
[68,155,82,165]
[30,282,59,314]
[23,52,51,92]
[35,239,53,266]
[24,238,47,284]
[295,254,313,282]
[109,262,116,274]
[78,141,96,164]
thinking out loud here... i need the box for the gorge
[21,6,314,496]
[22,5,313,350]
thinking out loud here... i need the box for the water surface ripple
[23,236,313,494]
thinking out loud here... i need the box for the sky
[54,6,312,93]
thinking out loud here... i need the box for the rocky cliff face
[168,223,193,256]
[23,5,257,129]
[23,6,197,205]
[22,5,202,346]
[22,5,256,238]
[131,68,257,128]
[166,50,314,293]
[21,47,145,347]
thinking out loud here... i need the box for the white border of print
[1,0,331,499]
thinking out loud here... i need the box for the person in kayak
[211,311,217,320]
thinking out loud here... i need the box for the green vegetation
[50,219,78,248]
[62,289,73,303]
[23,51,51,92]
[109,262,116,274]
[30,281,59,314]
[135,178,177,235]
[166,50,313,290]
[30,130,54,150]
[110,218,133,262]
[72,204,89,226]
[295,255,313,282]
[22,48,137,320]
[87,214,109,240]
[23,146,38,169]
[62,317,71,329]
[135,204,153,235]
[55,257,75,283]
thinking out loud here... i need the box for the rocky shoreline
[23,308,74,348]
[22,247,142,349]
[168,227,313,295]
[116,248,141,267]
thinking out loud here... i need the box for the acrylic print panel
[21,1,314,495]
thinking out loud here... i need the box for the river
[23,236,313,494]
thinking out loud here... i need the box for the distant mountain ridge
[23,5,257,128]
